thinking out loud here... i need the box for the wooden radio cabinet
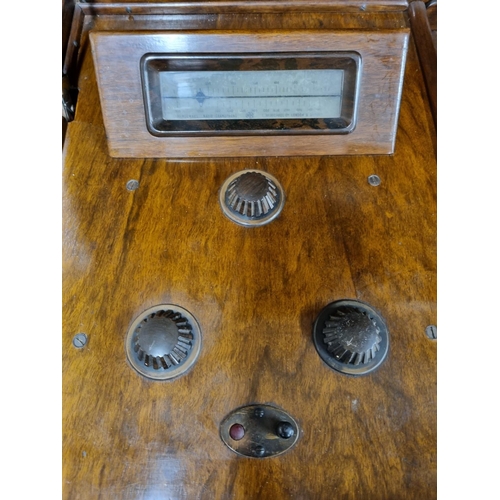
[63,1,436,498]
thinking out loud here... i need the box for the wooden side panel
[63,34,436,499]
[409,0,436,124]
[62,0,76,65]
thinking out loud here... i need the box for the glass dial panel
[142,52,360,136]
[159,69,343,120]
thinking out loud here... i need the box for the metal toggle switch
[220,404,299,458]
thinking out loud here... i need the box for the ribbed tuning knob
[125,305,201,381]
[313,300,389,376]
[219,170,285,226]
[322,307,382,366]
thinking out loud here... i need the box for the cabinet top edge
[79,1,409,15]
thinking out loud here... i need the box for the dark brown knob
[125,305,201,381]
[219,170,285,226]
[277,422,295,439]
[322,307,382,366]
[313,300,389,376]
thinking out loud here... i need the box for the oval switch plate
[220,404,300,458]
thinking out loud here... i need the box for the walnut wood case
[63,2,436,499]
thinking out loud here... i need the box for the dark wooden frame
[91,30,409,157]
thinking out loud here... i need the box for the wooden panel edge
[408,0,436,125]
[92,29,408,158]
[63,3,84,77]
[81,1,410,15]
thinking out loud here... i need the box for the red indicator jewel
[229,423,245,441]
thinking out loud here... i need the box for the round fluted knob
[313,300,389,376]
[125,305,201,380]
[134,314,179,360]
[322,307,382,366]
[220,170,285,226]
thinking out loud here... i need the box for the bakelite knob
[313,300,389,376]
[126,305,201,381]
[134,315,180,361]
[277,422,295,439]
[219,170,285,226]
[322,308,382,366]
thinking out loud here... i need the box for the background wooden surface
[63,5,436,498]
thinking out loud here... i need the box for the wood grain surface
[77,1,409,14]
[63,0,76,66]
[408,1,436,125]
[426,0,437,31]
[63,5,409,94]
[90,30,409,157]
[427,1,437,51]
[63,9,436,500]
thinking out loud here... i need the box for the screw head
[425,325,437,340]
[368,174,381,186]
[253,445,265,457]
[72,333,88,348]
[277,421,295,439]
[254,408,264,418]
[126,179,140,191]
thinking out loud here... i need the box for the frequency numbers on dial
[160,69,344,120]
